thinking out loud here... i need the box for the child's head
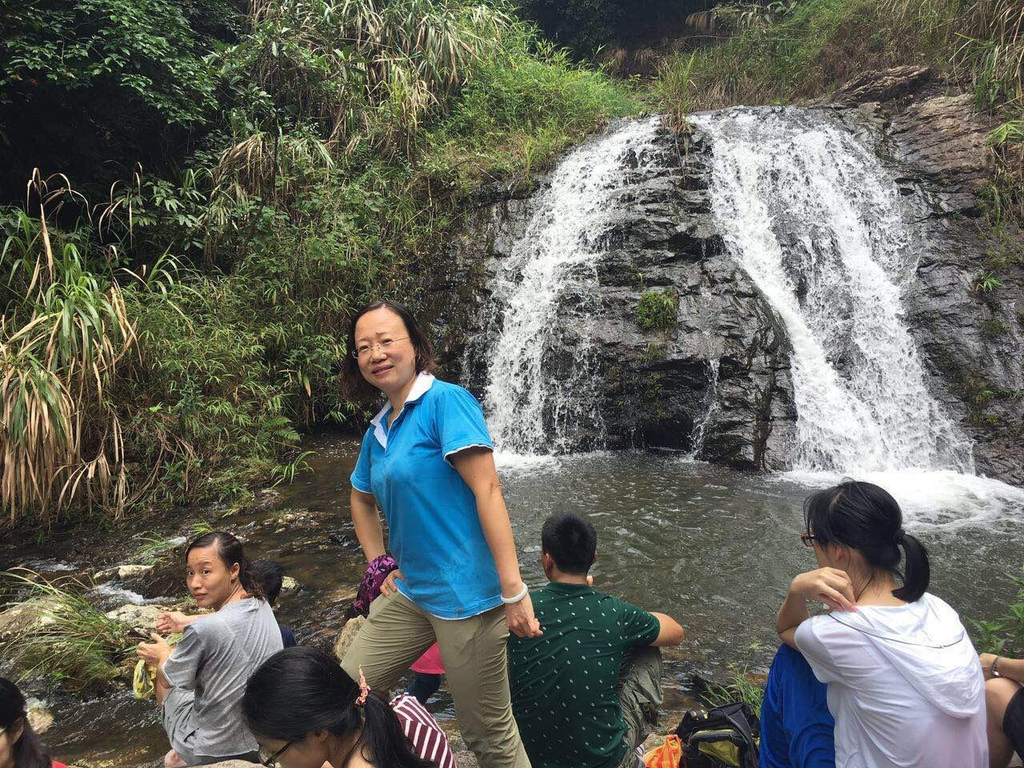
[541,514,597,578]
[251,559,285,606]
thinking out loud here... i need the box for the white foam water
[483,117,665,454]
[695,108,974,475]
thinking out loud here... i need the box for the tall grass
[0,569,136,692]
[425,26,639,185]
[1,173,138,526]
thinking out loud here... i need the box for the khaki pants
[341,591,531,768]
[616,647,664,768]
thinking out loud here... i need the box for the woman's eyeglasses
[259,740,295,767]
[351,336,409,359]
[800,532,818,547]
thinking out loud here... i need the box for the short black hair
[251,559,285,605]
[541,514,597,575]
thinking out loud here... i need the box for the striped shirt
[390,693,457,768]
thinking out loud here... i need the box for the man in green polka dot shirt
[508,514,685,768]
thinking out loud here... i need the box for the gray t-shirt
[163,598,283,757]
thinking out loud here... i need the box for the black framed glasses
[800,532,818,547]
[259,740,295,767]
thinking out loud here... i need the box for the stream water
[12,438,1023,767]
[7,108,1024,765]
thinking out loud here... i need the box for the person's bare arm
[649,612,685,647]
[350,488,386,563]
[155,611,199,635]
[452,448,542,638]
[777,568,856,649]
[981,654,1024,682]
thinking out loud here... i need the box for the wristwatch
[992,656,1003,678]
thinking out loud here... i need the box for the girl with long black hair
[773,480,986,767]
[0,677,65,768]
[243,647,444,768]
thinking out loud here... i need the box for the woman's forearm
[999,657,1024,683]
[776,588,810,637]
[477,487,525,594]
[350,489,386,562]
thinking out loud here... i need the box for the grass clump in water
[0,570,137,693]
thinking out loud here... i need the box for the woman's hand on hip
[380,569,404,597]
[505,592,542,638]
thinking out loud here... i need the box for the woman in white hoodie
[775,480,987,768]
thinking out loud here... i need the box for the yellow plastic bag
[133,659,157,700]
[644,734,682,768]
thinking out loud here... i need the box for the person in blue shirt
[759,644,836,768]
[339,300,540,768]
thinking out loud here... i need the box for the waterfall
[689,358,720,459]
[695,108,974,475]
[482,117,665,455]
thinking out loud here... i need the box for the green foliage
[0,0,223,124]
[972,564,1024,655]
[702,667,767,712]
[0,570,137,693]
[426,26,638,185]
[636,289,677,332]
[976,273,1004,292]
[0,0,634,529]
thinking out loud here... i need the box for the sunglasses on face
[800,532,818,547]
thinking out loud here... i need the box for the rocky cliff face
[427,69,1023,484]
[429,121,795,469]
[841,69,1024,485]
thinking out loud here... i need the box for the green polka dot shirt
[508,582,660,768]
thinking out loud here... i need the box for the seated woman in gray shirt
[137,532,283,767]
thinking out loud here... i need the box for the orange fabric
[644,734,682,768]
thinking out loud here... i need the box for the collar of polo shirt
[370,372,435,449]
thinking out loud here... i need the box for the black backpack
[674,702,760,768]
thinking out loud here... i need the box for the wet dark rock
[431,122,796,469]
[828,65,934,107]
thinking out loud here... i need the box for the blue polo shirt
[350,373,502,619]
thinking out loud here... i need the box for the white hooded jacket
[795,592,988,768]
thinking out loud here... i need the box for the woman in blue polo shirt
[339,300,540,768]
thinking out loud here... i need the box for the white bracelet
[501,583,529,605]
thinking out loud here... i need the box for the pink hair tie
[356,667,371,707]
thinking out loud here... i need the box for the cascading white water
[689,358,720,459]
[694,108,975,475]
[483,117,664,455]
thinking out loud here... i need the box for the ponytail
[244,648,431,768]
[185,531,265,601]
[362,692,433,768]
[892,532,930,603]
